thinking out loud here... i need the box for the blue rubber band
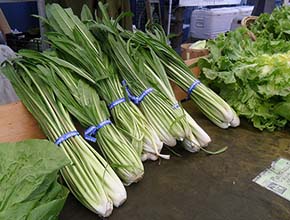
[122,80,137,102]
[187,80,201,100]
[137,88,154,104]
[122,80,153,105]
[121,80,127,87]
[55,131,80,146]
[84,119,112,142]
[109,97,126,110]
[172,103,180,109]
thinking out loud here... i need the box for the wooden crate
[181,43,209,60]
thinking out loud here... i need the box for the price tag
[253,158,290,202]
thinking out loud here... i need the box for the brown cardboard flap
[0,8,11,35]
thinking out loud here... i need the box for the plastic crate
[231,5,254,17]
[6,32,41,52]
[190,7,239,39]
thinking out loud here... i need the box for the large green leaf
[0,139,70,220]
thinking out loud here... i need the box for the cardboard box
[0,8,11,38]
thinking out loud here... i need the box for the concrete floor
[60,101,290,220]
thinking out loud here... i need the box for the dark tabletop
[60,101,290,220]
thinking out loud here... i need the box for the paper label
[253,158,290,201]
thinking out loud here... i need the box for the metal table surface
[60,101,290,220]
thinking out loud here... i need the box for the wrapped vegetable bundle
[125,46,211,150]
[3,61,127,217]
[87,3,239,130]
[123,27,240,129]
[44,3,165,160]
[89,3,214,149]
[107,34,191,147]
[18,50,144,185]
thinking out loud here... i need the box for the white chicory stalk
[184,111,211,147]
[165,62,238,129]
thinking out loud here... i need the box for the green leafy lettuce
[250,6,290,41]
[199,51,290,131]
[0,139,70,220]
[197,7,290,131]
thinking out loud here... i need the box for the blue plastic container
[0,1,38,32]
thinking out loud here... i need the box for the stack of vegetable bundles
[2,3,239,217]
[197,6,290,131]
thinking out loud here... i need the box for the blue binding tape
[187,80,201,100]
[109,97,126,110]
[172,103,180,109]
[122,80,136,102]
[137,88,154,104]
[55,131,80,146]
[84,119,112,142]
[122,80,153,105]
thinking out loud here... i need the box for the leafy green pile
[205,26,290,62]
[248,6,290,54]
[250,6,290,41]
[200,52,290,131]
[0,139,70,220]
[197,7,290,131]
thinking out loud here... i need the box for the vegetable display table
[60,101,290,220]
[1,101,289,220]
